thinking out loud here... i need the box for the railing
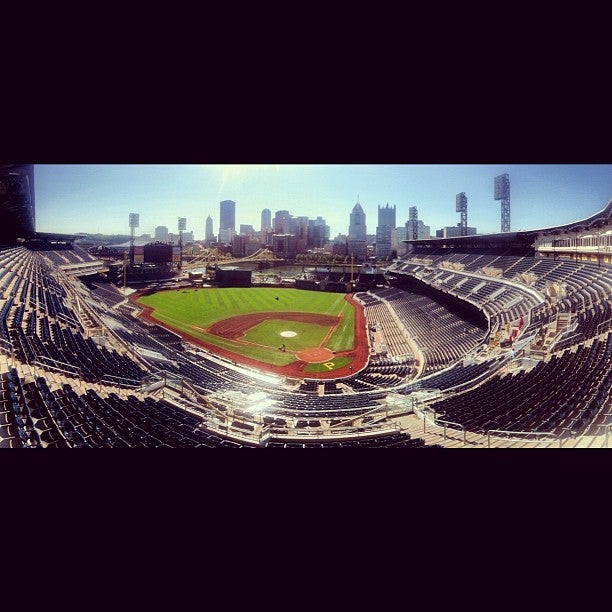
[99,373,142,388]
[33,355,80,376]
[413,403,467,445]
[598,423,611,449]
[178,377,210,406]
[56,311,82,328]
[0,336,13,356]
[327,402,403,430]
[549,330,584,352]
[202,412,261,445]
[259,420,402,446]
[431,417,467,445]
[414,403,589,448]
[486,429,562,448]
[157,388,212,421]
[596,317,612,335]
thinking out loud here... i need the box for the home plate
[280,331,297,337]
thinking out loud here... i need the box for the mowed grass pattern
[137,287,354,366]
[325,299,355,352]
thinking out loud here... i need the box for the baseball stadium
[1,164,611,448]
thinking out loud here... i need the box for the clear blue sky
[33,164,612,239]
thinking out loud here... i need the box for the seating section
[0,370,438,449]
[267,432,442,448]
[429,336,612,437]
[396,358,504,394]
[28,375,247,448]
[340,359,413,392]
[371,286,487,373]
[0,369,68,448]
[1,241,611,446]
[354,292,415,359]
[0,247,147,385]
[396,249,612,347]
[28,240,99,265]
[81,279,127,308]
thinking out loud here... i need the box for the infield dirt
[206,311,339,340]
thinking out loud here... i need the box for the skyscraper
[274,210,292,234]
[348,201,367,241]
[348,201,367,260]
[376,203,396,258]
[205,215,214,242]
[313,216,329,241]
[261,208,272,232]
[219,200,236,232]
[295,216,309,252]
[378,202,396,228]
[306,216,329,249]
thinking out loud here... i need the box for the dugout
[215,268,252,287]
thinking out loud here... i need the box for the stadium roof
[109,237,154,248]
[529,198,612,233]
[404,231,538,250]
[30,231,82,243]
[405,198,612,248]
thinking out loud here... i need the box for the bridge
[181,247,285,270]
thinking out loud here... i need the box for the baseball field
[135,287,369,377]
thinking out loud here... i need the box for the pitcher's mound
[296,347,335,363]
[280,331,297,338]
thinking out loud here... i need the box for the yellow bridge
[181,247,285,270]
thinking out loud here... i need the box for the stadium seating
[428,335,612,437]
[0,238,611,448]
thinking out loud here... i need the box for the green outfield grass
[136,287,356,366]
[325,299,355,352]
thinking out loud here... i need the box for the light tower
[456,193,468,236]
[494,173,511,233]
[129,212,139,266]
[409,206,418,241]
[178,217,187,270]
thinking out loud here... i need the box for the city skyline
[33,164,612,240]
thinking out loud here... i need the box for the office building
[376,203,396,258]
[154,226,169,242]
[440,224,477,238]
[348,201,367,259]
[205,215,214,243]
[220,200,236,232]
[274,210,292,234]
[261,208,272,232]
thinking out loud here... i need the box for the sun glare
[217,164,279,191]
